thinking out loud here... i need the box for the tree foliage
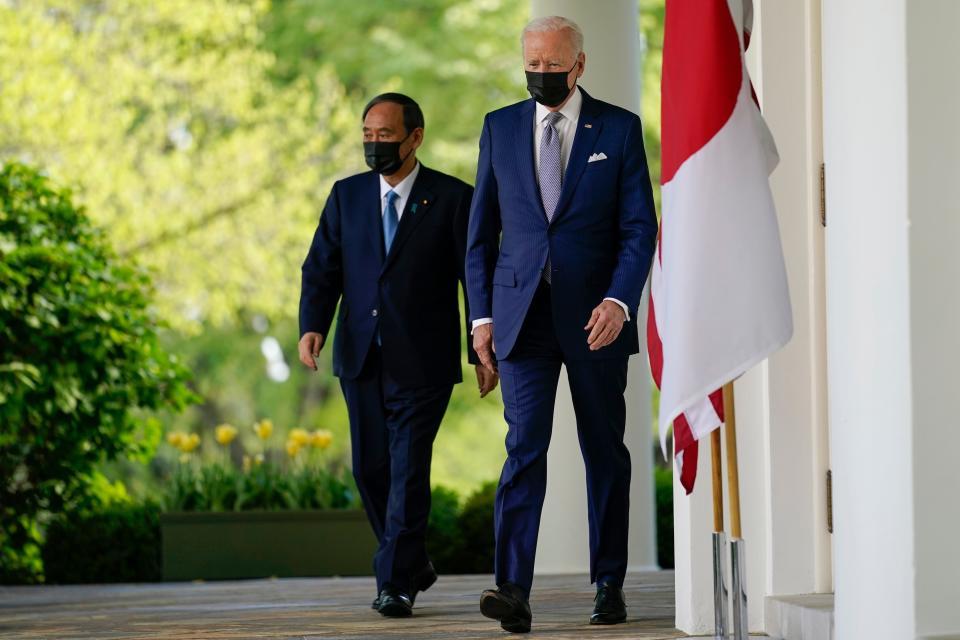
[263,0,529,182]
[0,0,356,329]
[0,163,194,582]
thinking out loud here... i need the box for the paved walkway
[0,571,685,639]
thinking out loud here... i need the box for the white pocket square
[587,152,608,163]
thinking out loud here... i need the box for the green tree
[640,0,665,213]
[0,163,194,582]
[0,0,356,330]
[263,0,529,182]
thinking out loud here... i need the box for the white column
[529,0,659,577]
[672,0,831,634]
[905,3,960,636]
[824,1,960,637]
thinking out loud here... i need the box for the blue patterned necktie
[539,111,563,282]
[383,190,399,254]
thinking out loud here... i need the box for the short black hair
[362,93,425,134]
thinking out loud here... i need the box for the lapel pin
[411,203,418,213]
[422,199,429,205]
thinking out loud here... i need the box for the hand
[475,364,499,398]
[472,323,497,373]
[584,300,626,351]
[298,332,325,370]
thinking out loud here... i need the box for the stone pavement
[0,571,685,639]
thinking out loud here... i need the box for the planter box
[160,509,377,581]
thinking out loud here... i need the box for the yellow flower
[310,429,333,450]
[253,419,273,440]
[180,433,201,453]
[254,453,265,466]
[290,428,311,446]
[215,423,238,446]
[242,455,252,472]
[286,439,302,457]
[166,431,187,448]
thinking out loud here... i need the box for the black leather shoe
[377,587,413,618]
[371,594,381,610]
[410,561,438,605]
[590,583,627,625]
[480,582,531,633]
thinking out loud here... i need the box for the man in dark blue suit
[298,93,499,617]
[466,16,658,633]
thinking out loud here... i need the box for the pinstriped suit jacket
[465,89,659,361]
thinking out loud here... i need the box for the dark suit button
[371,309,378,317]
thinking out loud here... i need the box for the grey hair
[521,15,584,56]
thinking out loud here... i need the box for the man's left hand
[476,364,499,398]
[585,300,627,351]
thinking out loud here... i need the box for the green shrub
[426,486,461,573]
[452,481,497,574]
[42,501,162,584]
[0,163,195,583]
[655,465,674,569]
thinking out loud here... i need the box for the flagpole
[723,381,748,640]
[711,429,729,639]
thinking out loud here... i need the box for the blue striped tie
[539,111,563,283]
[383,190,399,254]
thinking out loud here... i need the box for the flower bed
[159,419,375,580]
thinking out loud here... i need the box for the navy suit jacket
[300,164,478,386]
[465,89,659,361]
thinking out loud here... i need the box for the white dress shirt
[379,161,420,221]
[472,88,628,331]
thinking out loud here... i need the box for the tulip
[286,439,301,458]
[215,423,238,446]
[310,429,333,450]
[180,433,201,453]
[254,419,274,440]
[290,428,311,446]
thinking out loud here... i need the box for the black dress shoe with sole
[590,583,627,625]
[373,562,437,611]
[377,587,413,618]
[479,582,532,633]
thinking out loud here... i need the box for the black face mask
[525,62,578,108]
[364,131,414,175]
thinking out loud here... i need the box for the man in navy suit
[466,16,658,632]
[298,93,499,617]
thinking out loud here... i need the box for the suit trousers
[340,344,453,592]
[494,280,631,594]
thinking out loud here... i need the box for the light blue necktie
[539,111,563,282]
[383,190,399,254]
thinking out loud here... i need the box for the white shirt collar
[535,86,583,126]
[379,160,420,201]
